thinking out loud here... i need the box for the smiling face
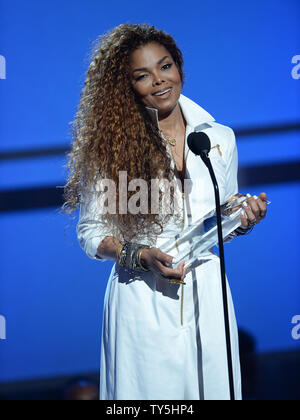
[129,42,182,118]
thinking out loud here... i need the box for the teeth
[154,88,171,96]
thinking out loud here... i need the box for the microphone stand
[200,151,235,401]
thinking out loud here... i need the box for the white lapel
[145,95,228,224]
[178,94,215,128]
[145,94,215,129]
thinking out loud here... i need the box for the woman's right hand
[140,248,188,284]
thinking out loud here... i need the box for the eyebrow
[132,55,169,73]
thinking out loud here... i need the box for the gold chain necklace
[160,128,178,147]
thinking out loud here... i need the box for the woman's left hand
[240,192,268,228]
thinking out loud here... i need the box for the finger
[259,192,268,215]
[180,261,187,276]
[158,261,183,280]
[259,192,267,202]
[242,201,257,224]
[176,261,186,277]
[240,209,249,227]
[253,195,267,219]
[181,264,189,281]
[158,251,175,267]
[169,262,187,285]
[245,195,260,219]
[163,262,188,284]
[181,260,190,281]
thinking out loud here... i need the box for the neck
[158,102,185,136]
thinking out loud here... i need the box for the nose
[152,71,164,86]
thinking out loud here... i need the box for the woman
[63,24,267,400]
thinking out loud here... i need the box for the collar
[145,94,215,131]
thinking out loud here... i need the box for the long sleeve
[224,127,239,202]
[76,187,109,262]
[223,127,240,243]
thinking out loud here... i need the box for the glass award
[159,194,259,270]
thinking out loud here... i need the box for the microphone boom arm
[200,151,235,401]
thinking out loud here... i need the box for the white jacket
[77,94,242,400]
[77,94,238,259]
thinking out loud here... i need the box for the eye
[161,63,172,70]
[135,74,148,82]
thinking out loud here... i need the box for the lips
[152,87,172,96]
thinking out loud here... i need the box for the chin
[157,101,178,116]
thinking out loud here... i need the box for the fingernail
[246,193,252,198]
[253,195,258,199]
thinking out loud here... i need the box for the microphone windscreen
[187,132,211,156]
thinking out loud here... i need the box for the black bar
[235,122,300,137]
[0,146,69,161]
[0,186,65,212]
[0,161,299,213]
[0,122,299,161]
[238,161,300,187]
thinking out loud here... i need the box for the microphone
[187,131,211,157]
[187,130,236,401]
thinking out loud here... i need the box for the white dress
[77,94,242,400]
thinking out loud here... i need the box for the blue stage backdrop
[0,0,299,383]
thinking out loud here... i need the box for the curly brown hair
[62,24,185,243]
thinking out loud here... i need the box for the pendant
[168,138,177,146]
[160,130,177,147]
